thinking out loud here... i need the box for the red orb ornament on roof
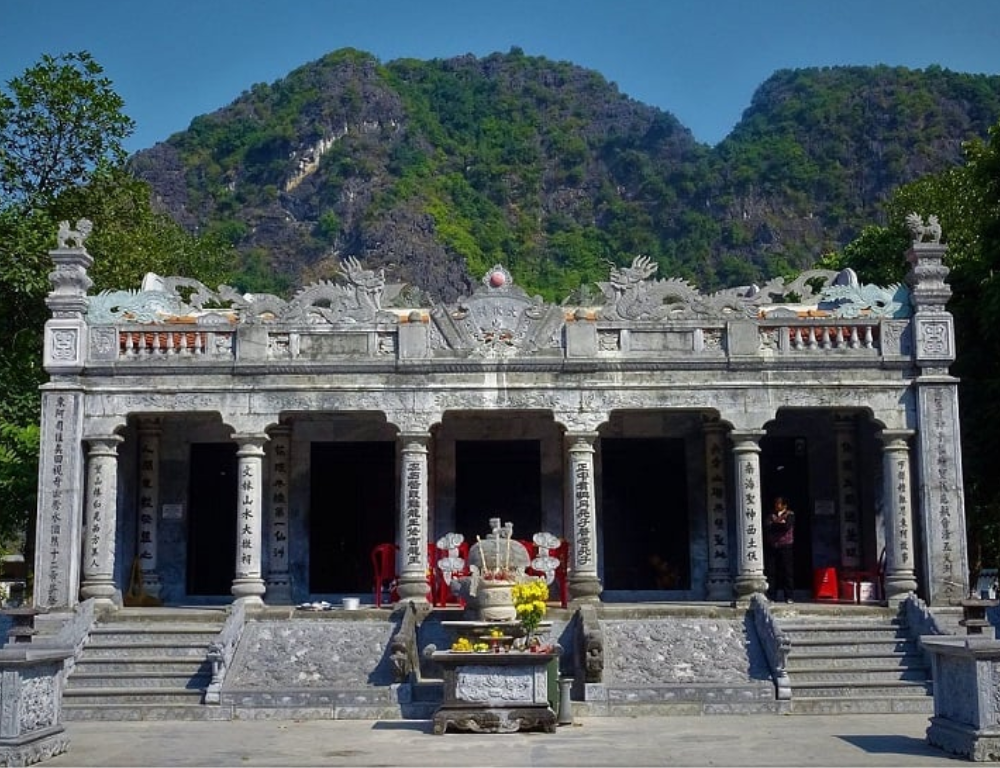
[489,270,506,288]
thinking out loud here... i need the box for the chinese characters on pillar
[89,457,105,571]
[932,390,957,594]
[740,458,762,567]
[705,432,729,571]
[404,459,423,566]
[837,431,861,569]
[137,435,158,566]
[896,457,910,566]
[269,435,290,572]
[573,459,593,566]
[48,395,68,605]
[238,462,256,575]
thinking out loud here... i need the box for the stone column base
[231,578,266,605]
[395,574,430,604]
[79,581,121,610]
[567,574,602,604]
[733,575,766,603]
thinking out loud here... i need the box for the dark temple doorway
[455,440,541,543]
[600,438,690,591]
[761,435,812,595]
[187,443,238,596]
[310,442,395,594]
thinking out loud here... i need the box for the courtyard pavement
[43,713,967,767]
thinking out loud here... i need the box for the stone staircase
[62,607,228,721]
[775,607,934,715]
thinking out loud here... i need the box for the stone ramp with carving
[220,612,433,719]
[575,612,781,716]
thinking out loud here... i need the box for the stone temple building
[33,216,967,615]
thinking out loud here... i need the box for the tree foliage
[830,120,1000,572]
[0,52,236,553]
[0,52,134,208]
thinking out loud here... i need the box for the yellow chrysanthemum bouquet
[512,578,549,637]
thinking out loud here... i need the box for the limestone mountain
[128,48,1000,302]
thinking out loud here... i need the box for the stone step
[786,638,918,654]
[112,607,228,622]
[225,703,412,721]
[781,626,910,640]
[789,680,932,698]
[62,687,207,706]
[604,683,777,705]
[71,657,213,676]
[787,667,930,684]
[86,628,220,645]
[788,695,935,715]
[78,643,212,659]
[65,671,212,689]
[220,687,401,708]
[787,653,927,670]
[573,697,786,717]
[779,619,905,631]
[62,703,233,722]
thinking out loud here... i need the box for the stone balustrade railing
[750,593,792,700]
[204,600,247,705]
[766,321,880,352]
[84,316,901,366]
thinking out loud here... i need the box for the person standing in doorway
[766,496,796,602]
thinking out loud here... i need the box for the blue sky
[2,0,999,155]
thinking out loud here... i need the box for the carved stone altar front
[431,650,558,734]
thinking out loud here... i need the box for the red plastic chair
[371,542,399,608]
[551,539,569,608]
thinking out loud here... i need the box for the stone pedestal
[431,650,558,734]
[958,598,998,635]
[923,636,1000,761]
[0,645,74,766]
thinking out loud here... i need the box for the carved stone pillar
[136,418,162,599]
[397,432,431,604]
[730,430,767,602]
[80,435,124,608]
[906,236,969,602]
[265,426,292,603]
[879,430,918,604]
[914,383,969,604]
[231,433,268,605]
[33,390,86,609]
[565,433,602,603]
[703,420,733,600]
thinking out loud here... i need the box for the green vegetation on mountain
[129,50,1000,303]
